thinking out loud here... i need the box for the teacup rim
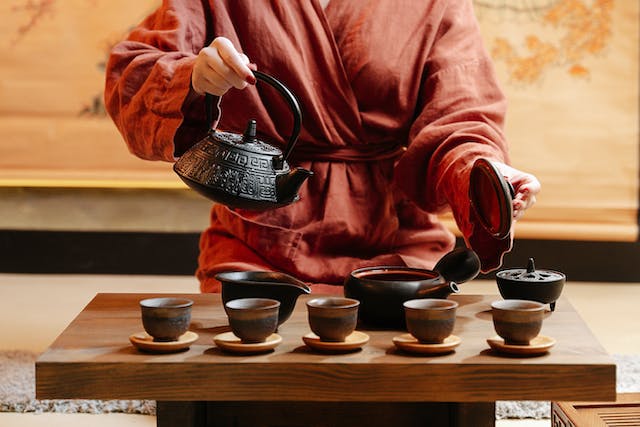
[403,298,458,310]
[140,297,194,309]
[491,299,545,311]
[306,297,360,309]
[225,297,281,311]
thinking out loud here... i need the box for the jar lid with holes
[496,258,565,283]
[495,258,566,311]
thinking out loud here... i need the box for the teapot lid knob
[526,258,536,273]
[242,119,257,144]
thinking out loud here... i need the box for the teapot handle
[205,70,302,168]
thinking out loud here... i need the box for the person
[104,1,540,294]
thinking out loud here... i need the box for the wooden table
[36,293,616,427]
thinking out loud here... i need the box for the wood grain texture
[552,393,640,427]
[36,293,616,402]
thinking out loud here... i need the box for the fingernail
[246,74,256,85]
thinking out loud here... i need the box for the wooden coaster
[393,334,461,355]
[302,331,369,352]
[129,331,198,353]
[487,335,556,356]
[214,332,282,354]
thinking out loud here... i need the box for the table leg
[450,402,496,427]
[157,401,206,427]
[176,401,496,427]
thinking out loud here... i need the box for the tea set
[132,71,566,357]
[129,254,565,357]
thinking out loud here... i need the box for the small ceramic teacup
[306,297,360,342]
[140,297,193,342]
[225,298,280,343]
[491,299,545,345]
[403,299,458,344]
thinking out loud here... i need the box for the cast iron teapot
[174,71,313,210]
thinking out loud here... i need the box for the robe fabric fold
[105,0,512,294]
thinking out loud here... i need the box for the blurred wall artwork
[0,0,637,241]
[0,0,169,187]
[473,0,638,241]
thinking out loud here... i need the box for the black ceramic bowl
[343,266,458,328]
[496,259,566,311]
[217,271,311,326]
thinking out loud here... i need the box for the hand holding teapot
[175,42,313,210]
[191,36,256,96]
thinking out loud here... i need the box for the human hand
[191,37,256,96]
[493,162,541,221]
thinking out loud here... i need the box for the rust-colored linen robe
[105,0,511,293]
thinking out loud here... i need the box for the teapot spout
[416,281,460,299]
[276,167,313,203]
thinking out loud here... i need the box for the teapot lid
[496,258,565,283]
[469,158,515,240]
[213,119,283,156]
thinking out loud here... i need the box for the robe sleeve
[393,0,512,272]
[104,0,213,162]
